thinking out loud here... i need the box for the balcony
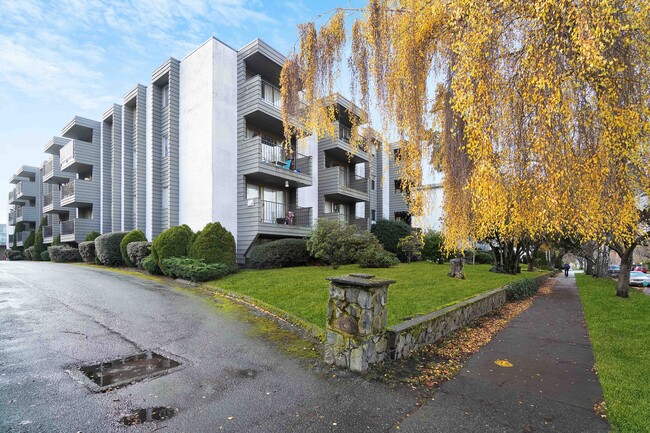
[240,198,312,237]
[8,209,16,225]
[61,179,99,207]
[8,189,23,205]
[44,155,74,184]
[60,218,100,244]
[16,205,39,224]
[15,180,38,200]
[8,173,25,184]
[239,75,283,121]
[43,190,69,214]
[15,230,32,247]
[44,136,73,155]
[43,224,59,244]
[319,122,370,163]
[321,213,370,232]
[240,136,313,188]
[60,139,99,173]
[320,166,369,203]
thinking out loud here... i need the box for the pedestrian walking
[563,262,570,277]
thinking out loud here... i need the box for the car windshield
[609,265,620,269]
[630,272,645,277]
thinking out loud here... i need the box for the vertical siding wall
[123,85,147,232]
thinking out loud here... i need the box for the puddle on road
[233,368,259,379]
[80,351,180,388]
[120,407,176,426]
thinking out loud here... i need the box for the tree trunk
[594,244,609,278]
[616,246,635,298]
[448,258,465,279]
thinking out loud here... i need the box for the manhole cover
[120,407,176,426]
[78,351,181,391]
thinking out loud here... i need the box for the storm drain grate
[120,407,177,426]
[78,351,181,390]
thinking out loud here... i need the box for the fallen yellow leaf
[495,359,513,367]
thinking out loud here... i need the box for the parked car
[608,265,621,278]
[632,264,648,273]
[629,271,650,287]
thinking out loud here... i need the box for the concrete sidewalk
[394,272,610,433]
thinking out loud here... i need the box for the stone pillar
[324,273,396,372]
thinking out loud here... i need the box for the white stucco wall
[178,38,237,238]
[381,148,390,219]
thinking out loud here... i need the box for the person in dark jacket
[563,262,570,277]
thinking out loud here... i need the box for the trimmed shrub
[84,231,100,242]
[371,219,412,261]
[52,234,61,246]
[23,230,36,249]
[397,232,424,263]
[142,254,162,275]
[34,217,48,260]
[422,231,444,261]
[307,219,358,269]
[79,241,97,263]
[24,247,34,260]
[474,251,495,265]
[357,243,400,268]
[48,246,82,263]
[120,229,147,267]
[188,222,236,271]
[250,238,309,269]
[4,249,23,261]
[40,250,50,261]
[95,232,129,266]
[127,241,151,269]
[151,225,193,270]
[161,257,229,282]
[505,279,539,301]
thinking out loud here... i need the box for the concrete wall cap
[327,274,396,288]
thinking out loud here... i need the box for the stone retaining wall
[386,287,507,360]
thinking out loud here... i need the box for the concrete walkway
[394,272,610,433]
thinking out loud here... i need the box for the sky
[0,0,366,225]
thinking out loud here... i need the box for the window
[394,179,403,193]
[371,209,377,223]
[162,186,169,210]
[162,134,169,158]
[371,176,376,191]
[161,84,169,108]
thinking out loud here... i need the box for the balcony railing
[16,207,23,218]
[44,158,54,178]
[61,182,75,199]
[16,231,31,242]
[61,220,75,235]
[44,225,53,238]
[259,140,312,176]
[247,199,312,227]
[60,141,74,166]
[334,167,368,192]
[44,192,53,207]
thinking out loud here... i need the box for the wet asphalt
[0,263,609,432]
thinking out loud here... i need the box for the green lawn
[576,274,650,433]
[207,262,545,330]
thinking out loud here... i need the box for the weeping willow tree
[281,0,650,293]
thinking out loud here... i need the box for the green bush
[161,257,229,282]
[95,232,128,266]
[357,242,400,268]
[307,219,358,269]
[52,234,61,246]
[48,246,82,263]
[40,250,50,261]
[188,222,236,271]
[397,233,424,263]
[79,241,97,263]
[151,225,193,269]
[84,231,100,242]
[250,238,309,269]
[127,241,151,269]
[474,251,495,265]
[505,278,539,301]
[24,247,35,260]
[142,254,162,275]
[4,249,23,261]
[371,219,412,261]
[422,231,445,261]
[120,229,147,267]
[34,216,47,260]
[23,230,35,249]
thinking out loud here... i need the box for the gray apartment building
[6,37,440,263]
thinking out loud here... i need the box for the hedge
[505,278,539,301]
[142,254,162,275]
[48,246,82,263]
[250,238,309,269]
[357,243,400,268]
[79,241,97,263]
[127,241,151,269]
[4,249,23,261]
[84,231,100,242]
[95,232,129,266]
[120,229,147,267]
[40,250,50,261]
[24,246,35,261]
[151,225,193,269]
[161,257,229,283]
[371,219,412,261]
[188,222,236,271]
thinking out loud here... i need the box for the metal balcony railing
[44,158,54,177]
[44,192,53,207]
[253,200,312,226]
[61,220,75,235]
[44,226,53,238]
[61,182,75,199]
[259,139,312,176]
[16,207,23,218]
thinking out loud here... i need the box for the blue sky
[0,0,365,226]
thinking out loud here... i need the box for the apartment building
[6,36,440,263]
[7,165,42,248]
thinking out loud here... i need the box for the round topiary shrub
[127,241,151,269]
[474,251,495,264]
[188,222,236,271]
[40,250,50,261]
[151,225,193,271]
[79,241,97,263]
[142,254,162,275]
[48,246,82,263]
[120,229,147,267]
[371,219,412,261]
[95,232,129,266]
[250,238,309,269]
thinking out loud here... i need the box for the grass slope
[576,273,650,433]
[209,262,545,329]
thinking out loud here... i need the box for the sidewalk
[394,272,610,432]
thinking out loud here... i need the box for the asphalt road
[0,261,416,432]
